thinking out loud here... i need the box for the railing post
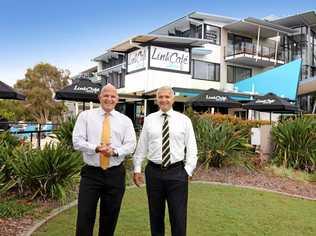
[37,124,41,149]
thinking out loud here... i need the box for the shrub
[54,116,76,148]
[195,117,252,168]
[0,131,20,147]
[10,143,84,201]
[271,117,316,172]
[0,132,22,195]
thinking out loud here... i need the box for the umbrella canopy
[0,80,25,100]
[55,78,102,103]
[188,88,242,108]
[242,93,299,112]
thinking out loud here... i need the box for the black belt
[148,160,184,170]
[85,163,123,171]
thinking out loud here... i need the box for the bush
[0,132,22,195]
[271,117,316,172]
[10,143,84,201]
[0,131,20,147]
[195,117,252,168]
[54,116,76,148]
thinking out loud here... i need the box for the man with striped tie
[133,86,197,236]
[73,83,136,236]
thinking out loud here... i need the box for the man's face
[99,87,118,113]
[157,90,174,112]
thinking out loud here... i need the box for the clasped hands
[96,143,115,156]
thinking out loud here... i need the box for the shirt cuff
[184,165,193,176]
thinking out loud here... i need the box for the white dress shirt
[133,109,197,176]
[72,107,136,168]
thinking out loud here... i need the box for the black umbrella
[55,78,102,103]
[242,93,299,112]
[0,80,25,100]
[188,88,242,108]
[242,93,300,123]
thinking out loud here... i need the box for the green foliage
[0,97,30,121]
[54,116,76,147]
[0,165,16,196]
[0,198,36,218]
[271,117,316,172]
[0,109,15,121]
[15,63,70,123]
[195,117,252,168]
[0,131,20,147]
[0,132,22,195]
[10,143,84,201]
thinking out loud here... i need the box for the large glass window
[227,65,252,83]
[170,24,202,39]
[227,33,252,56]
[192,60,220,81]
[204,24,221,45]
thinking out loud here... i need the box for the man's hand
[98,144,113,156]
[133,173,144,187]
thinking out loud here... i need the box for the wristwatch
[95,146,101,153]
[112,148,119,157]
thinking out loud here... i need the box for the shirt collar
[159,108,174,117]
[98,107,116,117]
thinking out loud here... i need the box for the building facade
[89,11,316,123]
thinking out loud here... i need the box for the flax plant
[194,117,252,169]
[272,117,316,172]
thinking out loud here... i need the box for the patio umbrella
[242,93,299,112]
[242,93,300,122]
[55,78,102,104]
[187,88,242,108]
[0,80,25,100]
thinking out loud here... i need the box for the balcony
[225,42,285,67]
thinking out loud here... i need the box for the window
[227,65,252,83]
[204,24,221,45]
[227,33,252,55]
[192,60,220,81]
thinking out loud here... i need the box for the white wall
[122,70,148,93]
[192,44,221,63]
[124,68,223,92]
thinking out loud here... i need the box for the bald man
[73,83,136,236]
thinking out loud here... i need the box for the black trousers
[76,164,125,236]
[145,162,188,236]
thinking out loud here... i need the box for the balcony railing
[225,42,285,62]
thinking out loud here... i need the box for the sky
[0,0,315,86]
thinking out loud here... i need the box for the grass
[33,183,316,236]
[0,198,37,218]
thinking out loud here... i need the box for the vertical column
[307,26,312,112]
[274,32,280,64]
[256,26,261,62]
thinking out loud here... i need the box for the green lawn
[33,183,316,236]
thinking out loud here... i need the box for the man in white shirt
[73,83,136,236]
[133,86,197,236]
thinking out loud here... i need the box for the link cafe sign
[127,48,146,73]
[205,95,228,102]
[127,46,190,73]
[150,46,190,72]
[73,85,100,94]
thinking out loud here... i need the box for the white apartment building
[90,11,316,124]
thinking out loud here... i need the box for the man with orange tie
[73,83,136,236]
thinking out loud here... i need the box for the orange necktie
[100,114,110,170]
